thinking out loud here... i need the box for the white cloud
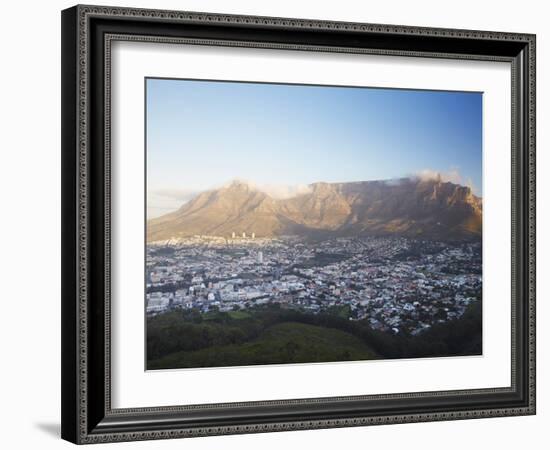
[258,183,313,199]
[414,168,462,184]
[411,168,480,196]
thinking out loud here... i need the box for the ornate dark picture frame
[61,4,536,444]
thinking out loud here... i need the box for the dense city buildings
[146,235,481,336]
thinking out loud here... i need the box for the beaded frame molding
[61,4,536,444]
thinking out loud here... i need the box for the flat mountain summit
[147,178,482,242]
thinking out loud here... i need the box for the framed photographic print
[61,5,536,444]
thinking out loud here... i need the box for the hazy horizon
[146,78,483,219]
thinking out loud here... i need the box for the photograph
[145,78,484,370]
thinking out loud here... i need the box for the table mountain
[147,178,482,242]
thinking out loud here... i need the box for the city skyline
[146,78,483,218]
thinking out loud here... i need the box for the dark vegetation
[146,301,482,369]
[148,322,377,369]
[294,252,350,269]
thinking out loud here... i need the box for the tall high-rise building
[258,251,263,264]
[232,231,236,239]
[242,232,246,238]
[251,232,255,239]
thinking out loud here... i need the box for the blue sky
[146,78,482,218]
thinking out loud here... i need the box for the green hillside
[147,321,377,369]
[146,302,481,370]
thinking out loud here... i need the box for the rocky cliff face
[147,178,482,242]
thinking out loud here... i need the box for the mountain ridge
[147,178,482,242]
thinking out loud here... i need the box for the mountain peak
[224,179,255,191]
